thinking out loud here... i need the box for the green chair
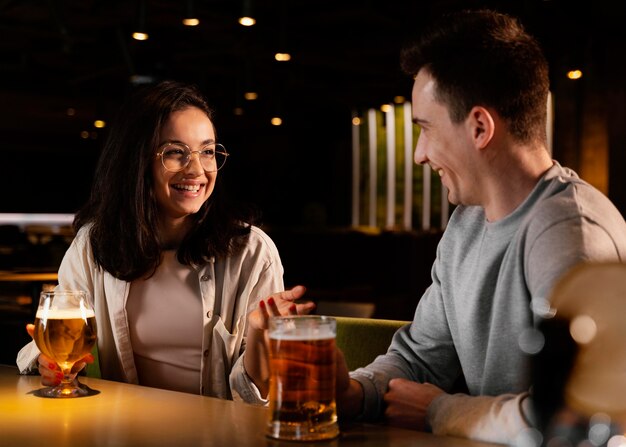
[334,316,410,371]
[85,345,101,378]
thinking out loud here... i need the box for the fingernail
[268,297,275,305]
[48,363,57,370]
[56,372,64,380]
[259,300,266,308]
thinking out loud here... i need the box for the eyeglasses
[156,142,229,173]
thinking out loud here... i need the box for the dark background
[2,0,625,226]
[2,0,626,365]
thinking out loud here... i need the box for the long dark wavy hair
[74,80,256,281]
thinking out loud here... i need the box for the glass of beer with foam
[33,289,97,398]
[266,315,339,441]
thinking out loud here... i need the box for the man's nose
[413,138,428,165]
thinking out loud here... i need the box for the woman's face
[152,106,218,223]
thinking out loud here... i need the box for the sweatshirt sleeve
[427,392,536,445]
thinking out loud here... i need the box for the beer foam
[36,308,96,319]
[269,328,335,341]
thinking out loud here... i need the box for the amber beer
[33,308,97,372]
[267,316,339,441]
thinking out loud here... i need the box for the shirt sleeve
[16,340,40,374]
[350,255,462,420]
[229,228,284,404]
[427,392,536,444]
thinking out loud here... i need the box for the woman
[17,80,312,402]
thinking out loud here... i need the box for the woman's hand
[248,285,316,331]
[25,324,94,386]
[244,285,316,397]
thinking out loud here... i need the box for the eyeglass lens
[160,143,227,172]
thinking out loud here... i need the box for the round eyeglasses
[156,142,229,173]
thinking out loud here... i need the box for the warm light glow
[238,16,256,26]
[275,53,291,62]
[94,120,106,128]
[66,107,76,116]
[567,69,583,80]
[570,314,597,344]
[393,96,405,104]
[16,295,32,306]
[244,92,258,100]
[80,131,90,139]
[233,107,244,116]
[352,117,361,125]
[380,104,392,113]
[132,32,149,41]
[182,18,200,26]
[271,117,282,126]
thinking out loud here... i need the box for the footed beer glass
[267,315,339,441]
[33,290,97,398]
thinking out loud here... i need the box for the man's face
[411,70,480,206]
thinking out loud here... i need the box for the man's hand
[383,379,446,431]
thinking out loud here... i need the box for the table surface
[0,365,499,447]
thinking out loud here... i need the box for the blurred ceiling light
[133,0,149,40]
[80,131,90,139]
[352,117,361,125]
[239,0,255,26]
[66,107,76,116]
[244,91,258,100]
[183,0,199,26]
[183,18,200,26]
[239,16,255,26]
[274,53,291,62]
[233,107,244,116]
[271,117,283,126]
[567,69,583,80]
[393,96,406,104]
[132,32,149,41]
[94,120,106,128]
[380,104,392,113]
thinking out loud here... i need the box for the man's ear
[467,106,495,150]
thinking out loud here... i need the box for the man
[330,9,626,444]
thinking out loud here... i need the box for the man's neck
[482,145,554,222]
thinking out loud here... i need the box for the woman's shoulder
[246,225,278,249]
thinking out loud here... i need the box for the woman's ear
[467,106,495,150]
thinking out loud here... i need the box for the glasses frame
[156,141,229,173]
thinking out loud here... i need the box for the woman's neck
[159,216,193,249]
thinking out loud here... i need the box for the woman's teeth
[174,184,200,192]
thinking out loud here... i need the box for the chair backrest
[334,316,410,371]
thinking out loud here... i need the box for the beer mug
[33,289,97,398]
[266,315,339,441]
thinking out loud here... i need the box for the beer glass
[266,315,339,441]
[33,289,97,398]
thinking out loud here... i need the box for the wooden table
[0,366,500,447]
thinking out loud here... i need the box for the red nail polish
[268,297,275,305]
[259,300,265,308]
[49,363,57,370]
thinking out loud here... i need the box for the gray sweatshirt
[350,162,626,444]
